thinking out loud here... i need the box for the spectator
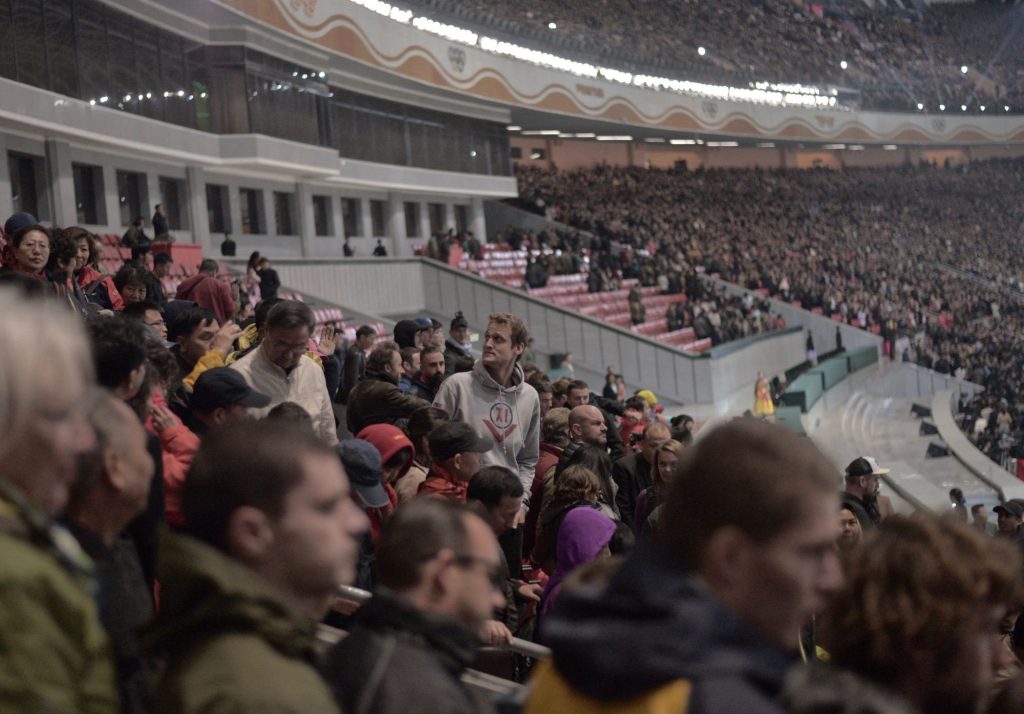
[393,317,431,350]
[634,438,684,534]
[785,517,1021,714]
[444,311,473,375]
[837,506,863,554]
[149,253,172,308]
[973,503,996,536]
[167,307,242,391]
[539,506,617,621]
[357,424,416,540]
[70,227,124,312]
[220,232,236,257]
[408,346,446,403]
[419,421,493,502]
[560,405,608,473]
[528,420,843,712]
[183,367,269,437]
[339,324,375,404]
[842,456,889,530]
[0,288,116,712]
[324,498,504,714]
[175,259,234,325]
[995,502,1024,555]
[230,301,337,444]
[143,422,366,712]
[343,237,353,257]
[397,406,450,504]
[2,224,50,281]
[525,406,571,557]
[613,422,672,534]
[113,265,150,307]
[243,251,261,308]
[372,239,387,257]
[398,346,419,393]
[346,340,429,435]
[63,390,155,713]
[532,464,603,575]
[121,216,148,249]
[123,300,168,342]
[264,401,315,430]
[564,379,625,461]
[529,374,554,417]
[151,204,169,241]
[256,257,280,301]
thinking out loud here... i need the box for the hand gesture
[212,320,243,355]
[150,404,180,433]
[318,324,339,355]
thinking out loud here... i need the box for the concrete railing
[932,389,1024,502]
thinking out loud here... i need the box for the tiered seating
[459,245,713,354]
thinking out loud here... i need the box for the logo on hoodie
[484,402,516,443]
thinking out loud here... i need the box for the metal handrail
[336,584,552,660]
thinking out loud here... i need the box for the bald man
[613,422,672,533]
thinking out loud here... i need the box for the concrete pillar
[185,165,209,250]
[332,194,344,241]
[387,191,408,256]
[261,188,273,236]
[44,138,75,227]
[146,172,160,227]
[418,200,431,243]
[471,197,486,243]
[360,198,373,239]
[102,164,122,229]
[443,202,455,233]
[0,135,12,224]
[226,182,242,238]
[296,182,315,257]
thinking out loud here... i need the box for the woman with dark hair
[44,228,90,315]
[532,464,603,575]
[68,227,124,311]
[634,439,684,532]
[396,405,449,504]
[559,444,619,520]
[243,250,261,307]
[2,224,50,281]
[113,265,149,306]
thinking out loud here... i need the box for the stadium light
[961,104,967,111]
[596,135,633,141]
[960,65,968,74]
[840,60,848,70]
[670,139,697,145]
[1006,105,1012,112]
[980,105,985,111]
[548,21,557,29]
[506,125,522,131]
[916,102,924,110]
[697,47,706,56]
[470,150,477,157]
[939,104,945,111]
[882,145,898,150]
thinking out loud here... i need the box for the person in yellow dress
[753,371,775,416]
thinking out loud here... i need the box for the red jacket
[145,389,199,527]
[525,443,563,557]
[76,265,125,311]
[418,463,468,503]
[175,272,235,324]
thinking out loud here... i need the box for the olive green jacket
[0,479,118,713]
[142,531,339,714]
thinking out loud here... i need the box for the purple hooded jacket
[539,506,617,619]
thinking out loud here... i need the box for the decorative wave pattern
[224,0,1023,145]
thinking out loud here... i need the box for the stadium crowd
[6,206,1024,714]
[406,0,1024,113]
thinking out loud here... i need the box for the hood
[471,359,525,393]
[542,543,794,700]
[364,368,399,387]
[357,424,414,481]
[393,320,422,349]
[141,530,318,663]
[174,272,208,296]
[444,336,470,356]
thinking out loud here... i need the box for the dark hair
[528,374,552,396]
[265,300,314,332]
[264,401,314,429]
[355,324,376,339]
[254,297,283,330]
[153,252,173,266]
[45,229,78,275]
[11,224,50,249]
[168,307,217,342]
[198,258,219,274]
[563,444,615,507]
[130,243,151,262]
[467,465,523,507]
[246,251,261,272]
[971,503,986,516]
[142,333,178,386]
[625,396,647,412]
[113,265,149,294]
[88,317,148,389]
[405,406,449,464]
[182,421,333,550]
[609,521,635,556]
[367,341,400,372]
[400,346,419,367]
[419,346,443,362]
[568,379,590,394]
[121,300,162,321]
[64,227,98,267]
[132,216,145,228]
[657,419,838,571]
[375,498,473,592]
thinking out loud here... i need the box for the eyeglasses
[453,553,504,590]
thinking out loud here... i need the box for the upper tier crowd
[407,0,1024,113]
[516,158,1024,462]
[7,202,1024,714]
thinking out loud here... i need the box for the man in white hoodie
[434,313,540,521]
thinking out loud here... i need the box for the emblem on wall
[814,115,835,128]
[931,118,947,133]
[289,0,317,17]
[701,100,718,119]
[448,46,467,73]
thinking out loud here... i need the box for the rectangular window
[341,197,361,237]
[116,169,148,228]
[404,202,420,238]
[454,204,469,234]
[428,202,445,234]
[312,195,332,236]
[273,191,296,235]
[369,199,386,237]
[72,163,105,225]
[8,152,48,223]
[239,187,264,234]
[206,183,229,233]
[158,176,188,230]
[510,146,523,160]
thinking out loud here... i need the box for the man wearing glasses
[231,300,337,444]
[325,498,504,714]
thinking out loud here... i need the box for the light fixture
[470,150,477,157]
[670,139,697,145]
[705,141,738,147]
[89,99,96,105]
[319,71,326,78]
[822,143,846,150]
[848,145,864,150]
[99,96,108,103]
[697,46,706,56]
[840,60,848,70]
[506,125,522,131]
[756,142,775,148]
[595,135,633,141]
[961,65,968,74]
[644,137,667,143]
[530,152,542,159]
[980,105,986,111]
[177,90,185,97]
[939,104,946,111]
[573,133,596,138]
[961,104,967,111]
[1006,105,1011,112]
[882,144,898,150]
[146,92,152,99]
[124,94,132,102]
[548,21,557,29]
[916,102,924,110]
[521,129,561,136]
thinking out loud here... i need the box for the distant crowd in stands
[406,0,1024,113]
